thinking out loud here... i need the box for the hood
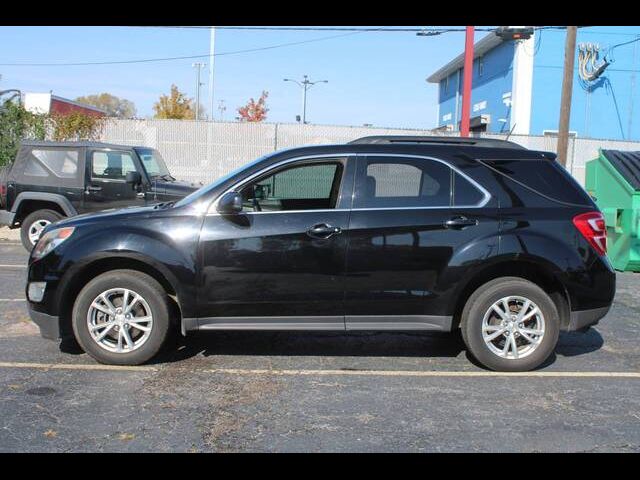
[155,178,201,198]
[53,205,159,229]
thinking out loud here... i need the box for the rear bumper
[566,305,611,331]
[28,304,61,340]
[0,209,15,227]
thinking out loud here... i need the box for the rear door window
[355,156,452,208]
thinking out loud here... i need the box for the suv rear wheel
[460,277,560,372]
[20,209,63,250]
[72,270,171,365]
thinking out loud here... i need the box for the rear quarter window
[482,159,594,206]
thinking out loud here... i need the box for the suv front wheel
[20,209,63,250]
[460,277,560,372]
[72,270,171,365]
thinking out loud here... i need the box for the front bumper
[567,305,611,331]
[0,209,15,227]
[28,303,61,340]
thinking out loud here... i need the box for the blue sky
[0,26,490,129]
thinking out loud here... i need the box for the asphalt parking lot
[1,236,640,452]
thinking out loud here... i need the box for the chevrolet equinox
[25,136,616,371]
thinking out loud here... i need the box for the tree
[0,98,46,167]
[0,97,106,166]
[75,93,137,118]
[153,85,195,120]
[237,91,269,122]
[49,111,106,142]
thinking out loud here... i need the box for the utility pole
[557,26,578,167]
[283,75,328,124]
[460,26,475,137]
[192,62,206,120]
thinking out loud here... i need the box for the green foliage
[0,100,46,167]
[50,112,106,142]
[0,99,106,167]
[75,93,137,118]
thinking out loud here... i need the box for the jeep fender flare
[11,192,78,221]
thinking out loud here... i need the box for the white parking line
[0,264,26,269]
[0,299,25,302]
[0,361,638,378]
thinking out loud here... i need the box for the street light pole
[284,75,328,124]
[192,62,206,120]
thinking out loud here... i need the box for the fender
[445,229,587,318]
[49,221,201,319]
[12,192,78,217]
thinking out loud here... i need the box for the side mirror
[126,171,141,188]
[216,191,243,215]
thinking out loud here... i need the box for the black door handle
[86,185,102,193]
[444,216,478,229]
[307,223,342,239]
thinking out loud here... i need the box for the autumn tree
[75,93,136,118]
[153,85,195,120]
[237,91,269,122]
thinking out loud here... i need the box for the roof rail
[348,135,526,149]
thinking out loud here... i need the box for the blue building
[427,26,640,141]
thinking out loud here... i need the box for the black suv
[25,136,616,371]
[0,141,198,250]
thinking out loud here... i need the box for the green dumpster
[585,149,640,272]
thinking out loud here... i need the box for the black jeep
[0,141,198,249]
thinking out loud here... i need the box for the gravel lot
[1,237,639,452]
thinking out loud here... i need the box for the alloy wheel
[87,288,154,353]
[481,296,546,360]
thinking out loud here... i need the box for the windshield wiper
[161,174,176,182]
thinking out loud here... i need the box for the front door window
[239,162,343,212]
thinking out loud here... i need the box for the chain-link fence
[101,119,640,186]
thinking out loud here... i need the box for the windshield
[135,148,171,178]
[174,154,271,208]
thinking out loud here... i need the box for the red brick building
[23,92,107,117]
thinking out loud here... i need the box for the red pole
[460,26,475,137]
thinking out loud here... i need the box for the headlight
[32,227,75,260]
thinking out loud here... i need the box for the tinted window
[454,172,485,206]
[25,149,78,178]
[239,162,342,212]
[484,159,594,206]
[92,151,137,180]
[356,157,451,208]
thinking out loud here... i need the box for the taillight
[573,211,607,256]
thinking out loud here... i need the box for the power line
[0,26,553,68]
[0,30,372,67]
[128,26,498,33]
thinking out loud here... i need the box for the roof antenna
[505,122,517,142]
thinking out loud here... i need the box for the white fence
[100,119,640,186]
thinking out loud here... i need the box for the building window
[478,57,484,77]
[444,76,450,94]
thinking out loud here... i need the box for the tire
[20,209,63,251]
[460,277,560,372]
[72,270,171,365]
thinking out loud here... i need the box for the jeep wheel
[460,277,560,372]
[20,209,64,250]
[72,270,171,365]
